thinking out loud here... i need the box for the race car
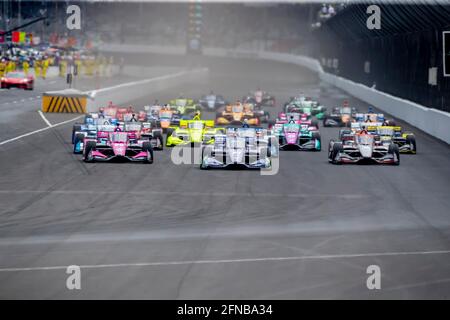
[367,125,417,154]
[1,71,34,90]
[271,112,319,130]
[328,131,400,165]
[200,126,272,170]
[284,96,326,119]
[71,112,114,145]
[271,115,321,151]
[158,108,181,132]
[82,129,154,163]
[166,118,222,147]
[198,92,227,110]
[322,105,358,127]
[169,97,201,116]
[243,90,276,108]
[215,103,260,126]
[124,122,164,151]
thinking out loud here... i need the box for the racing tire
[387,119,396,126]
[153,132,164,150]
[322,117,329,127]
[330,142,343,164]
[388,143,400,165]
[83,141,96,163]
[72,124,82,144]
[200,146,212,170]
[406,135,417,153]
[311,119,319,130]
[142,141,154,164]
[259,146,271,159]
[312,132,321,151]
[165,128,174,147]
[73,133,85,154]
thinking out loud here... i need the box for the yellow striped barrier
[42,89,88,113]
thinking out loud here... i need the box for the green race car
[166,119,223,147]
[285,97,326,120]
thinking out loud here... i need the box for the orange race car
[215,102,260,126]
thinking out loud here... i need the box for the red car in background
[1,71,34,90]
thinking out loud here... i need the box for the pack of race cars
[71,90,417,168]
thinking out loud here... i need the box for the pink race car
[270,112,319,131]
[82,126,153,163]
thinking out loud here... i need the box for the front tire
[83,141,96,162]
[329,142,343,164]
[153,132,164,150]
[406,135,416,153]
[312,132,321,151]
[73,133,84,154]
[388,143,400,165]
[142,141,154,163]
[200,146,212,170]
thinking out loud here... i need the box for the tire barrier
[42,89,88,113]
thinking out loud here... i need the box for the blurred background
[1,1,449,111]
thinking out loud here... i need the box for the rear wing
[179,120,215,128]
[351,122,384,129]
[366,125,402,132]
[354,113,384,122]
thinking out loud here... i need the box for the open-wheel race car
[271,114,321,151]
[243,89,276,108]
[82,129,154,163]
[215,103,260,126]
[200,126,273,170]
[328,130,400,165]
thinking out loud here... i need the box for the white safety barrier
[100,44,450,144]
[85,68,208,112]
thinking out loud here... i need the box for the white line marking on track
[0,189,367,199]
[38,110,52,127]
[0,115,82,146]
[0,250,449,272]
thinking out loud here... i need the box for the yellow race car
[368,125,417,154]
[166,115,224,147]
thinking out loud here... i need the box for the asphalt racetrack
[0,55,449,299]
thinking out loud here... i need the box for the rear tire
[311,119,319,129]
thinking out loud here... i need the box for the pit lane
[0,55,449,299]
